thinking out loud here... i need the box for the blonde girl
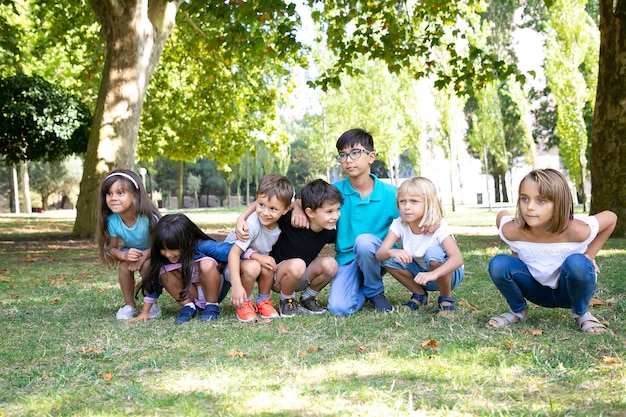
[96,169,162,320]
[487,168,616,333]
[376,176,464,314]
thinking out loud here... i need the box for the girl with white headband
[96,169,162,321]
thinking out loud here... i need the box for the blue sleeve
[194,239,233,263]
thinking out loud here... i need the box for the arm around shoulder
[584,211,617,259]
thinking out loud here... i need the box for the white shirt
[389,217,455,269]
[499,215,599,288]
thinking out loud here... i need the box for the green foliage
[0,73,91,164]
[310,0,522,96]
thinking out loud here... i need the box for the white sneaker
[148,303,162,319]
[116,305,137,320]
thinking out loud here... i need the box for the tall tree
[73,0,303,237]
[589,0,626,235]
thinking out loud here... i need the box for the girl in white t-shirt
[487,168,616,333]
[376,176,464,314]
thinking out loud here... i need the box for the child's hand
[235,218,249,241]
[126,248,143,262]
[129,311,149,323]
[230,285,247,308]
[128,260,142,272]
[414,271,437,285]
[255,254,276,272]
[390,249,413,265]
[290,204,310,229]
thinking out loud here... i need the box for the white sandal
[572,312,607,333]
[488,310,527,328]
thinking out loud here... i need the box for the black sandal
[437,296,456,314]
[402,292,428,310]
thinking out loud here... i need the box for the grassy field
[0,206,625,417]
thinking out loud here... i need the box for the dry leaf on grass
[308,345,322,353]
[228,351,246,358]
[419,339,437,350]
[357,346,367,353]
[102,372,113,382]
[277,325,288,333]
[602,356,622,364]
[78,347,103,354]
[504,340,513,349]
[522,329,544,336]
[589,298,606,307]
[458,299,479,312]
[391,321,403,328]
[0,276,9,282]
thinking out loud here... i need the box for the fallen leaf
[378,348,389,356]
[589,298,606,307]
[78,347,103,354]
[391,321,403,328]
[102,372,113,382]
[0,276,9,282]
[308,345,322,353]
[504,340,513,349]
[50,299,59,304]
[419,339,437,350]
[357,346,367,353]
[522,329,544,336]
[228,351,246,358]
[298,350,307,357]
[458,299,479,312]
[602,356,622,364]
[277,325,288,333]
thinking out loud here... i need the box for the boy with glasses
[292,128,399,316]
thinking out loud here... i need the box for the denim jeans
[328,234,384,317]
[488,253,597,315]
[383,245,464,292]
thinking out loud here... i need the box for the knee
[354,234,379,256]
[198,259,217,274]
[563,253,595,281]
[488,254,510,279]
[319,257,339,276]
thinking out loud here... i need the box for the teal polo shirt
[333,174,399,266]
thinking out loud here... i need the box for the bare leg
[118,262,137,308]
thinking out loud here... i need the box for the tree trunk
[73,0,180,238]
[589,0,626,236]
[10,164,19,214]
[500,173,509,203]
[20,161,32,213]
[177,160,184,208]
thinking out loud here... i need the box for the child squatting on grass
[375,176,464,315]
[487,168,617,333]
[96,169,162,321]
[235,179,343,318]
[140,214,233,324]
[225,173,294,323]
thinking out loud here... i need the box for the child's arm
[129,302,153,323]
[584,211,617,272]
[289,199,310,229]
[235,202,257,241]
[414,236,464,285]
[495,210,511,229]
[128,247,150,272]
[228,245,247,308]
[250,253,276,272]
[375,230,412,264]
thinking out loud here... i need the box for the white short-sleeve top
[389,217,455,270]
[498,215,599,288]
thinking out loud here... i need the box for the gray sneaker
[298,296,327,315]
[115,305,137,320]
[279,298,298,318]
[147,303,162,319]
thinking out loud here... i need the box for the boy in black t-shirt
[235,179,343,317]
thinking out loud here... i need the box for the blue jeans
[383,245,464,292]
[488,253,597,315]
[328,234,385,317]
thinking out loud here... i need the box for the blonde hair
[397,176,443,228]
[515,168,573,233]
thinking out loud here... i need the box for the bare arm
[227,245,247,308]
[235,203,257,241]
[375,230,412,264]
[584,211,617,260]
[414,236,464,285]
[495,210,511,229]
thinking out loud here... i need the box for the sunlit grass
[0,208,625,416]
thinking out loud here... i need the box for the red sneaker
[256,299,279,319]
[236,300,257,323]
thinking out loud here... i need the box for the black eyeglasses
[336,148,373,163]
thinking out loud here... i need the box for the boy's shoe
[368,293,394,312]
[148,303,162,319]
[279,298,298,318]
[257,299,279,319]
[115,305,137,320]
[298,296,327,315]
[236,300,258,323]
[174,306,197,324]
[200,304,221,322]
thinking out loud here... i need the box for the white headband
[105,172,139,189]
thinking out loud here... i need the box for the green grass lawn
[0,207,625,416]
